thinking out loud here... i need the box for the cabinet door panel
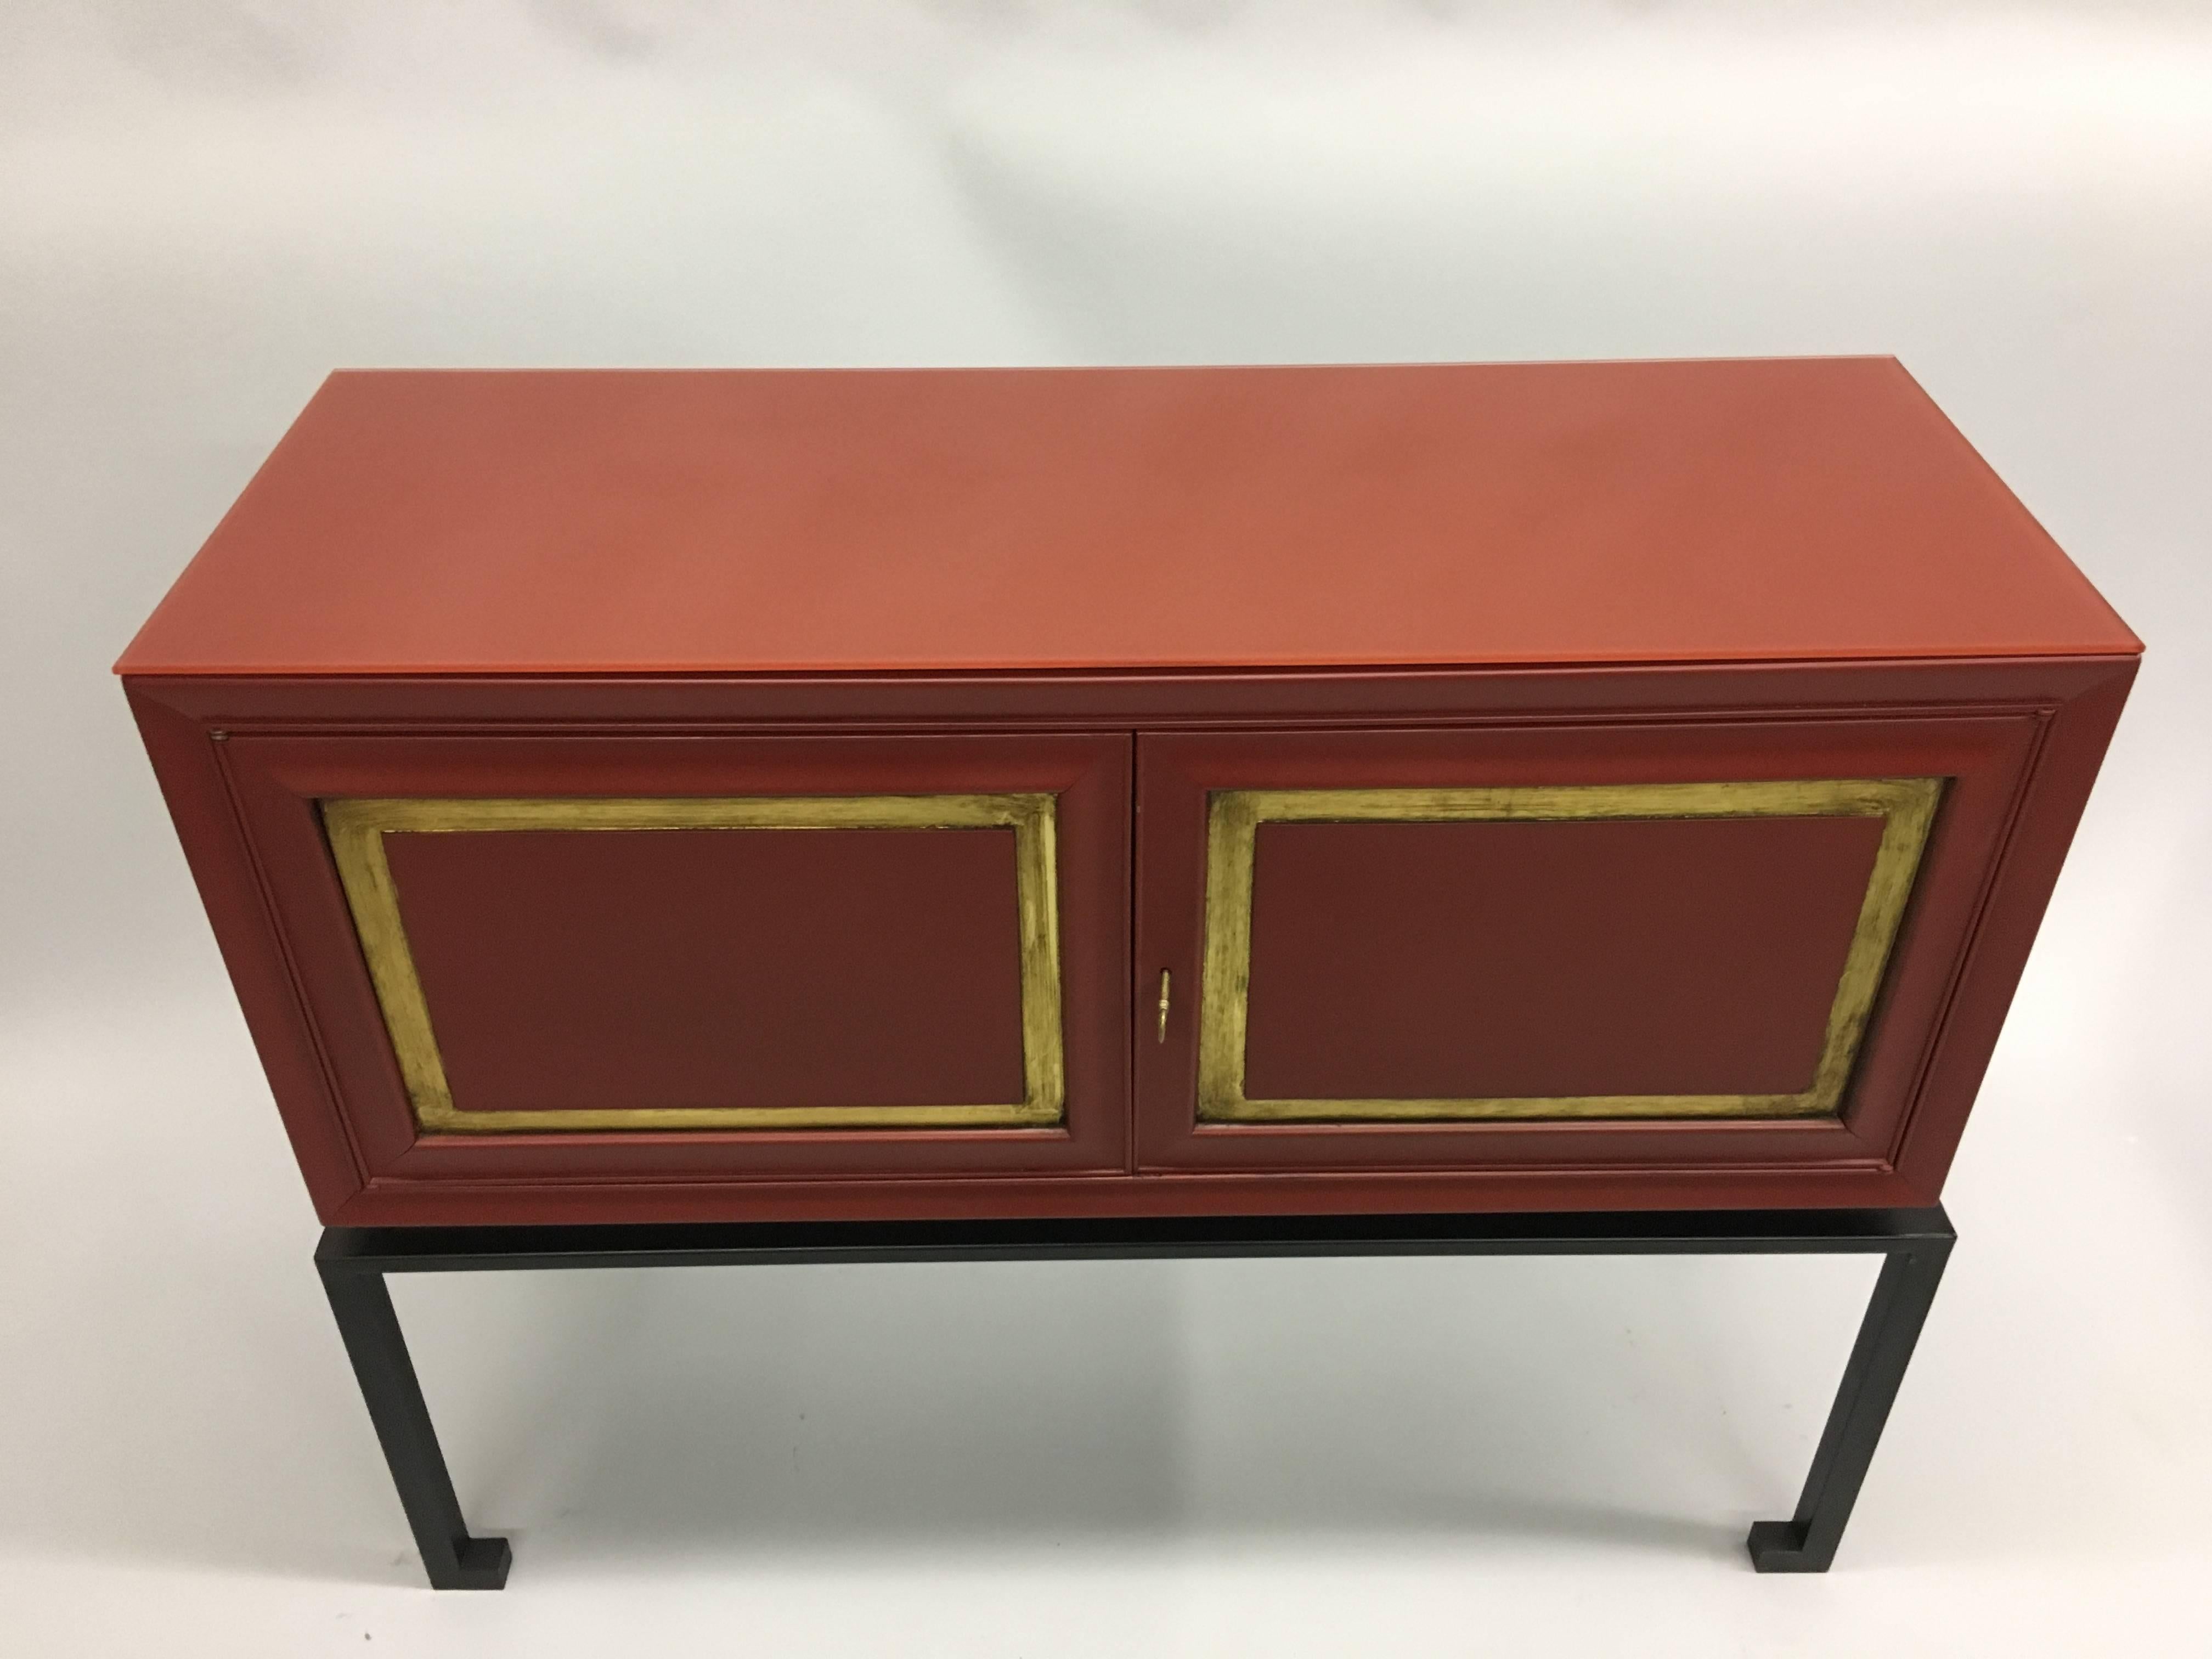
[1226,791,1920,1114]
[1136,718,2038,1177]
[225,733,1128,1183]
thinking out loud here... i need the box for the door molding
[325,793,1067,1133]
[1195,778,1942,1124]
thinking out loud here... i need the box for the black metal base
[315,1204,1954,1588]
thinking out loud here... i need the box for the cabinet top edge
[117,358,2142,679]
[117,650,2145,687]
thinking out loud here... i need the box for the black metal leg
[312,1207,1952,1585]
[317,1260,512,1590]
[1747,1236,1953,1572]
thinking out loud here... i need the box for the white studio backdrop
[3,4,2208,1655]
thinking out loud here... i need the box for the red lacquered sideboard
[119,360,2137,1583]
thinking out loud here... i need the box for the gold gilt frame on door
[1196,777,1943,1125]
[323,793,1067,1134]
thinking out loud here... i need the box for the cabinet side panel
[123,683,366,1218]
[1885,656,2138,1197]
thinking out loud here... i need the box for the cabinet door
[1135,718,2040,1188]
[222,732,1129,1189]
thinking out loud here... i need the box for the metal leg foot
[318,1256,512,1590]
[1747,1239,1953,1572]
